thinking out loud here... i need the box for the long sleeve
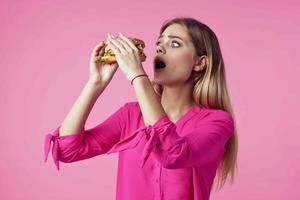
[106,110,234,169]
[153,111,234,169]
[44,102,129,171]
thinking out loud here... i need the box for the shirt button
[155,179,158,182]
[156,163,159,167]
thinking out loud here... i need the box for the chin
[152,77,163,84]
[154,77,173,86]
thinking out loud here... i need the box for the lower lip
[154,66,166,71]
[155,68,164,72]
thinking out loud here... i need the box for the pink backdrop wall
[1,0,299,199]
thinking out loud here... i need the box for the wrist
[86,80,106,93]
[131,74,149,86]
[126,69,146,81]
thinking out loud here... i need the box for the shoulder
[194,107,235,137]
[197,107,233,124]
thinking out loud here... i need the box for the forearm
[132,74,166,126]
[59,81,106,136]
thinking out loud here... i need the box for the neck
[160,81,197,122]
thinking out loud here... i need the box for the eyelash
[156,40,180,47]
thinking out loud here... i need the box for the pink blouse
[44,101,234,200]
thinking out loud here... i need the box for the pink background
[1,0,299,199]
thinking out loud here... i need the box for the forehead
[160,23,189,41]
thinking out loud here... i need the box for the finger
[98,42,107,56]
[92,41,105,55]
[92,41,105,57]
[115,35,133,52]
[108,36,126,54]
[118,34,139,52]
[107,38,121,57]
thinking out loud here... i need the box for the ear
[193,55,208,72]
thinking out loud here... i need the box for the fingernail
[118,32,123,36]
[111,34,115,38]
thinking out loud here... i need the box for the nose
[156,45,165,54]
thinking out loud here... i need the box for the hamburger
[99,37,147,64]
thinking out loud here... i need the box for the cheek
[169,51,194,71]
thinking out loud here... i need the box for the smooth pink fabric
[44,101,234,200]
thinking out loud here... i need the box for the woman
[44,17,238,200]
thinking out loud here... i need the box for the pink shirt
[44,101,234,200]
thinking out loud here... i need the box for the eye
[171,41,180,47]
[155,40,180,47]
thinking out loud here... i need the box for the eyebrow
[157,34,185,42]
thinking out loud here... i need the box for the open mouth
[154,57,166,69]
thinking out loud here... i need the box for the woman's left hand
[107,33,146,82]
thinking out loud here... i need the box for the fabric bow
[106,124,161,168]
[44,127,60,170]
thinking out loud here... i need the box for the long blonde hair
[151,17,238,192]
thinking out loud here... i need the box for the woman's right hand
[88,41,119,87]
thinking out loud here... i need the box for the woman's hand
[107,33,147,82]
[88,41,119,87]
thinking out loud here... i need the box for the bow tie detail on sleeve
[44,127,61,170]
[106,114,172,168]
[106,125,160,168]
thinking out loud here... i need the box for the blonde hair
[151,17,238,192]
